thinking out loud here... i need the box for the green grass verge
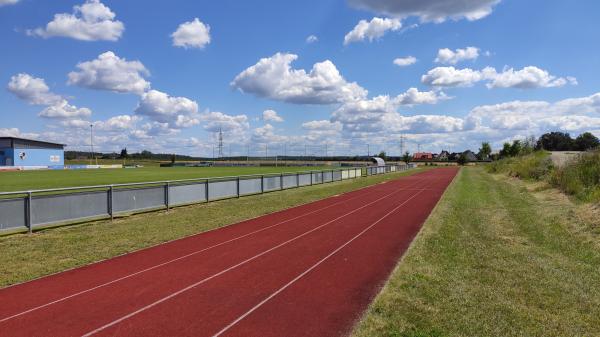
[352,167,600,337]
[0,166,331,192]
[0,168,425,287]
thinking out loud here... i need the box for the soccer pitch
[0,166,332,192]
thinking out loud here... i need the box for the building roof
[0,137,65,148]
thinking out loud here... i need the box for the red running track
[0,167,458,337]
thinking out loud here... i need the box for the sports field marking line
[212,188,428,337]
[0,176,424,324]
[80,182,423,337]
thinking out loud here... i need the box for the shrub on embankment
[486,151,553,180]
[549,151,600,202]
[487,150,600,202]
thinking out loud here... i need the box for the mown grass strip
[352,167,600,337]
[0,168,424,287]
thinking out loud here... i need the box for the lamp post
[89,124,95,165]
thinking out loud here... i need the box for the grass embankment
[0,168,425,287]
[487,150,600,203]
[0,166,330,192]
[353,167,600,337]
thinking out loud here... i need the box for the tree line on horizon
[493,131,599,160]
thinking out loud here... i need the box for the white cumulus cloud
[135,89,198,128]
[484,66,577,89]
[422,65,575,89]
[8,73,62,106]
[435,47,480,64]
[68,51,151,94]
[231,52,367,104]
[262,109,284,122]
[394,87,450,105]
[39,100,91,119]
[306,35,318,43]
[28,0,124,41]
[200,111,249,134]
[344,17,401,45]
[348,0,502,22]
[393,56,417,67]
[8,73,91,119]
[0,128,23,137]
[421,66,485,87]
[171,18,211,49]
[0,0,19,7]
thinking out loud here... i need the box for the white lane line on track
[80,181,425,337]
[0,180,400,324]
[212,188,428,337]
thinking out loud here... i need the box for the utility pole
[247,144,250,162]
[89,124,95,165]
[400,134,405,156]
[325,144,328,158]
[218,127,223,158]
[367,144,370,157]
[265,144,268,160]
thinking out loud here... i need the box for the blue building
[0,137,64,167]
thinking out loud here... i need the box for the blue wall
[2,148,64,167]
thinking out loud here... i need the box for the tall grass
[486,151,552,180]
[549,151,600,202]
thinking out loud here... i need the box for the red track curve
[0,167,458,337]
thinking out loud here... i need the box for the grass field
[0,166,331,192]
[352,167,600,337]
[0,168,425,287]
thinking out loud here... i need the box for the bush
[486,151,552,180]
[549,151,600,202]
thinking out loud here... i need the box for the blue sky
[1,0,599,156]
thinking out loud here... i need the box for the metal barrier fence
[0,165,411,233]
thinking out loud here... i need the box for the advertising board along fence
[0,164,411,234]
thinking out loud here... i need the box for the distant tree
[536,132,574,151]
[119,148,128,159]
[522,136,537,154]
[574,132,600,151]
[478,142,492,160]
[402,151,411,164]
[377,151,387,160]
[457,153,468,165]
[499,142,511,158]
[509,140,522,157]
[140,150,153,159]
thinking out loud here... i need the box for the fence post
[165,182,170,211]
[296,173,299,188]
[109,185,114,220]
[261,175,264,193]
[205,179,209,203]
[237,177,240,198]
[280,173,283,190]
[26,191,32,234]
[310,172,313,185]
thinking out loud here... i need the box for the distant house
[413,152,433,160]
[438,150,450,161]
[462,150,478,162]
[448,152,460,161]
